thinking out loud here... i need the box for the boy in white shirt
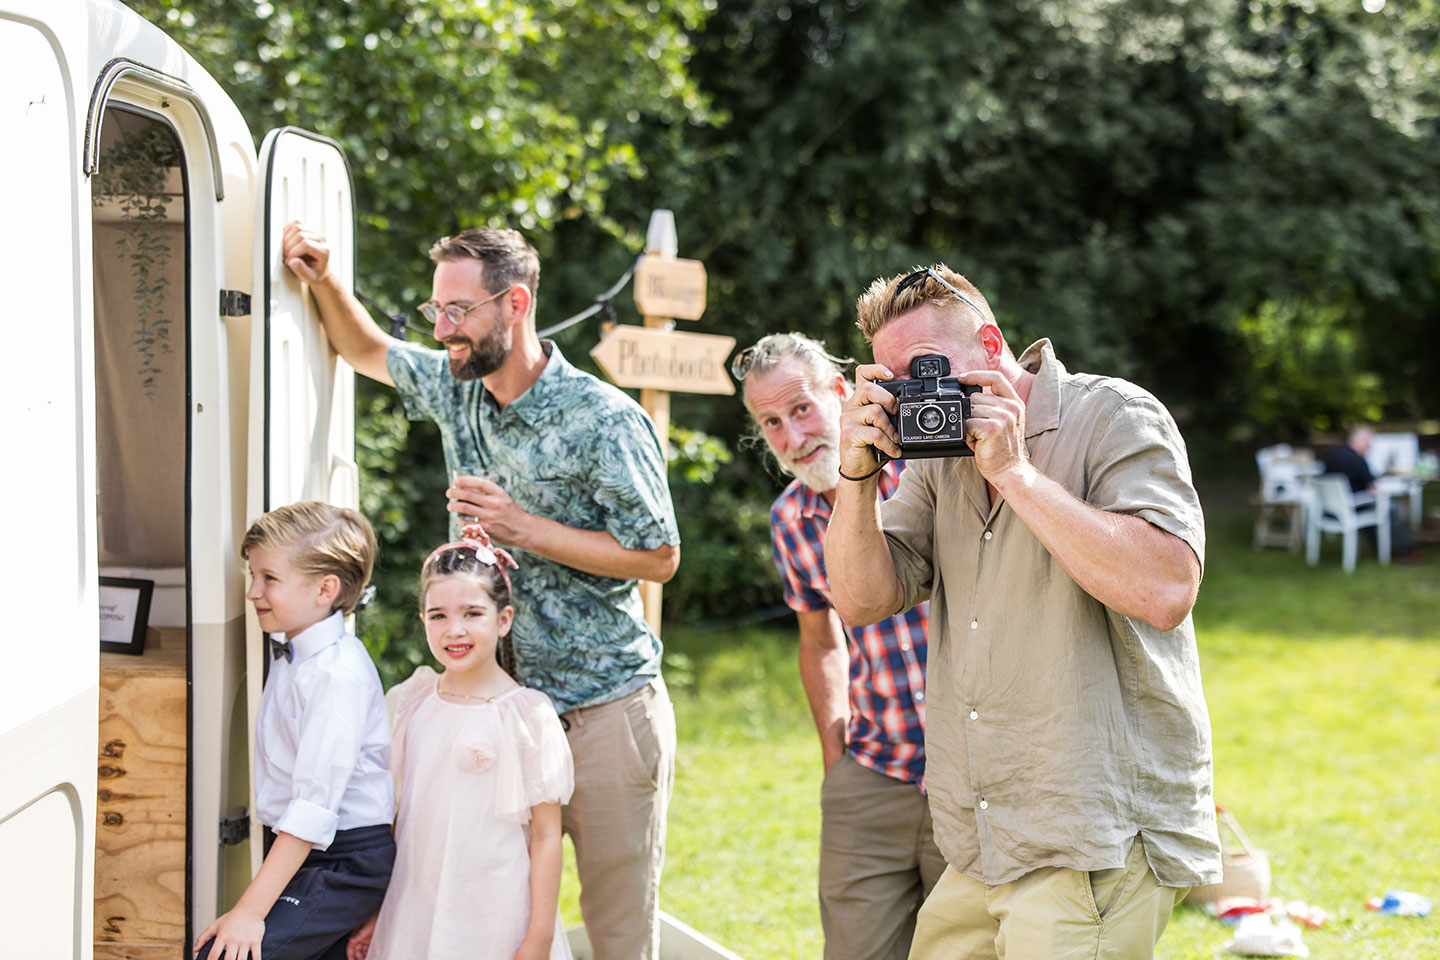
[195,502,395,960]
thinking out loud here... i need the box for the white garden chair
[1253,445,1306,551]
[1366,432,1424,529]
[1304,474,1391,572]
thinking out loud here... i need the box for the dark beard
[447,320,510,380]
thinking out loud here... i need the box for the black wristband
[838,463,884,482]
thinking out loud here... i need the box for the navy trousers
[197,824,395,960]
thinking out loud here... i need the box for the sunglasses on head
[729,333,801,381]
[892,268,984,318]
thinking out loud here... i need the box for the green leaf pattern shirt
[388,340,680,712]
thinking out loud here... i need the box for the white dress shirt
[255,610,394,849]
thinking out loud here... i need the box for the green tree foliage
[129,0,719,679]
[131,0,715,300]
[634,0,1439,443]
[609,0,1440,620]
[130,0,1440,646]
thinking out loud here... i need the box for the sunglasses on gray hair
[730,332,850,382]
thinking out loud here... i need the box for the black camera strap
[838,463,885,482]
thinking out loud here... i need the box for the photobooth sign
[99,576,153,655]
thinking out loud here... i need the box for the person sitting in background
[1322,427,1423,563]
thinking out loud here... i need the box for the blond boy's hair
[854,265,994,342]
[240,501,377,614]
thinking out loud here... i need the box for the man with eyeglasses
[734,332,946,959]
[281,221,681,960]
[824,267,1221,959]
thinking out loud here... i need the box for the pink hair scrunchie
[423,522,520,594]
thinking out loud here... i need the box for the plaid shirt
[770,461,929,787]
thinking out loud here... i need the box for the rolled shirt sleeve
[591,407,680,552]
[1086,395,1206,577]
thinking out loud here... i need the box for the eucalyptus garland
[94,125,180,399]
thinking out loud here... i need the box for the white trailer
[2,2,357,955]
[1,3,747,957]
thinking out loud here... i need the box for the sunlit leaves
[132,0,715,304]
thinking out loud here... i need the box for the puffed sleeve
[384,666,438,798]
[493,689,575,825]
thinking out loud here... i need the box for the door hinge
[219,815,251,847]
[219,290,252,317]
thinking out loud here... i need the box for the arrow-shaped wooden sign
[591,325,736,396]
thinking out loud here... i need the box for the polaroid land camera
[876,354,982,462]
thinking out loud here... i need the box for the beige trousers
[819,754,948,960]
[560,677,676,960]
[908,835,1187,960]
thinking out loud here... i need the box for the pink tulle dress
[369,667,575,960]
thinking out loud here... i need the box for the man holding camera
[734,332,945,959]
[281,222,680,960]
[825,267,1220,959]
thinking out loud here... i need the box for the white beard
[787,443,841,494]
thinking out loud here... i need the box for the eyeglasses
[892,268,984,318]
[416,285,511,327]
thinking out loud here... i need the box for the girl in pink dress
[348,531,574,960]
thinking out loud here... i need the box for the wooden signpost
[590,325,735,397]
[591,210,732,633]
[633,256,708,320]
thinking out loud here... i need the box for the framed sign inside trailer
[98,576,153,655]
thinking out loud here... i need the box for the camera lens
[917,403,946,434]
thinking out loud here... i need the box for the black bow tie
[269,638,293,663]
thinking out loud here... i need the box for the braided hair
[420,545,520,682]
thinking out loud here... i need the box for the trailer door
[244,127,359,870]
[0,15,97,957]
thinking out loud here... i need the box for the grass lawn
[560,482,1440,958]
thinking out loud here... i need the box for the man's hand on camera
[447,475,530,546]
[839,363,903,479]
[957,369,1030,483]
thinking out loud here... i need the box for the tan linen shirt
[879,340,1221,887]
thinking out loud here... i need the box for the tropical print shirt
[770,461,930,787]
[388,339,680,712]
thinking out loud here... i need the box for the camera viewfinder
[913,355,948,379]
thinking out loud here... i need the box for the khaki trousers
[908,835,1187,960]
[820,754,948,960]
[560,677,676,960]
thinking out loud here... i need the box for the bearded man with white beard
[734,333,945,960]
